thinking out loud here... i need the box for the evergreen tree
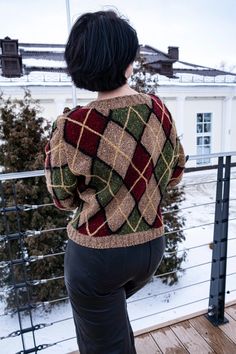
[0,91,69,310]
[130,55,186,285]
[130,55,159,94]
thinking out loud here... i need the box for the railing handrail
[0,169,44,181]
[188,151,236,160]
[0,152,235,352]
[0,151,236,181]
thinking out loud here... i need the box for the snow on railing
[1,72,236,85]
[0,152,236,354]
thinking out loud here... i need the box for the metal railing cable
[0,296,70,317]
[13,182,38,350]
[0,199,218,217]
[0,152,235,353]
[0,264,211,317]
[2,262,235,318]
[0,251,66,268]
[15,336,77,354]
[6,256,235,293]
[130,296,210,323]
[127,278,211,304]
[2,230,235,266]
[2,269,236,342]
[162,200,216,216]
[0,316,74,341]
[226,254,236,260]
[183,180,217,188]
[129,269,236,305]
[1,216,236,269]
[0,203,54,214]
[0,227,67,243]
[0,182,29,352]
[0,218,222,268]
[1,276,65,293]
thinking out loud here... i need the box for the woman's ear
[125,63,133,79]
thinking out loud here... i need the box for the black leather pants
[64,236,165,354]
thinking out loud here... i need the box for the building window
[196,113,212,165]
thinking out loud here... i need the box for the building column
[54,98,67,116]
[221,96,232,152]
[176,96,185,140]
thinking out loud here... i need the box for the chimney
[168,46,179,61]
[0,37,22,77]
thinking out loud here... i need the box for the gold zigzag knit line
[58,133,76,195]
[129,101,177,228]
[45,141,63,155]
[70,145,178,233]
[80,106,146,235]
[88,107,134,233]
[80,100,175,236]
[129,106,163,229]
[64,115,149,183]
[47,138,76,190]
[132,103,175,211]
[126,99,178,228]
[49,97,179,236]
[71,109,92,170]
[60,107,155,233]
[69,99,177,235]
[84,104,158,235]
[108,106,131,185]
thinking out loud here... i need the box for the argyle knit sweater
[45,93,185,249]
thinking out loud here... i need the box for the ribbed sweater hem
[67,223,164,249]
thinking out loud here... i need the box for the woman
[45,10,185,354]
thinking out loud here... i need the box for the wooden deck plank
[151,327,188,353]
[171,319,214,353]
[189,315,236,354]
[225,304,236,321]
[217,313,236,345]
[135,333,162,354]
[67,305,236,354]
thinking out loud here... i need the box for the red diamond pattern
[150,94,172,137]
[78,210,111,237]
[124,143,153,202]
[64,109,107,156]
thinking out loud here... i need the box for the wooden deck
[69,303,236,354]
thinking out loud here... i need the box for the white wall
[232,98,236,152]
[1,83,236,166]
[1,85,96,122]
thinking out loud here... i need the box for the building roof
[0,42,236,86]
[141,45,236,78]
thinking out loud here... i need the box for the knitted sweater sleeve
[168,137,185,188]
[44,116,80,210]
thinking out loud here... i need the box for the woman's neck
[97,84,138,101]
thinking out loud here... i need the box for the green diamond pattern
[119,207,150,235]
[154,140,173,194]
[90,159,123,207]
[111,104,151,140]
[52,166,77,200]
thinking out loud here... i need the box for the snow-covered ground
[1,168,236,354]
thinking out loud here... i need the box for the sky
[0,0,235,69]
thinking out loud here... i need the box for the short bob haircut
[64,10,139,92]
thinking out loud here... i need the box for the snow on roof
[1,42,236,86]
[20,47,64,53]
[23,58,66,68]
[173,61,207,70]
[1,71,235,87]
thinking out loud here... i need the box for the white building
[0,42,236,167]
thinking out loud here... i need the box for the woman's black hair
[64,10,139,92]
